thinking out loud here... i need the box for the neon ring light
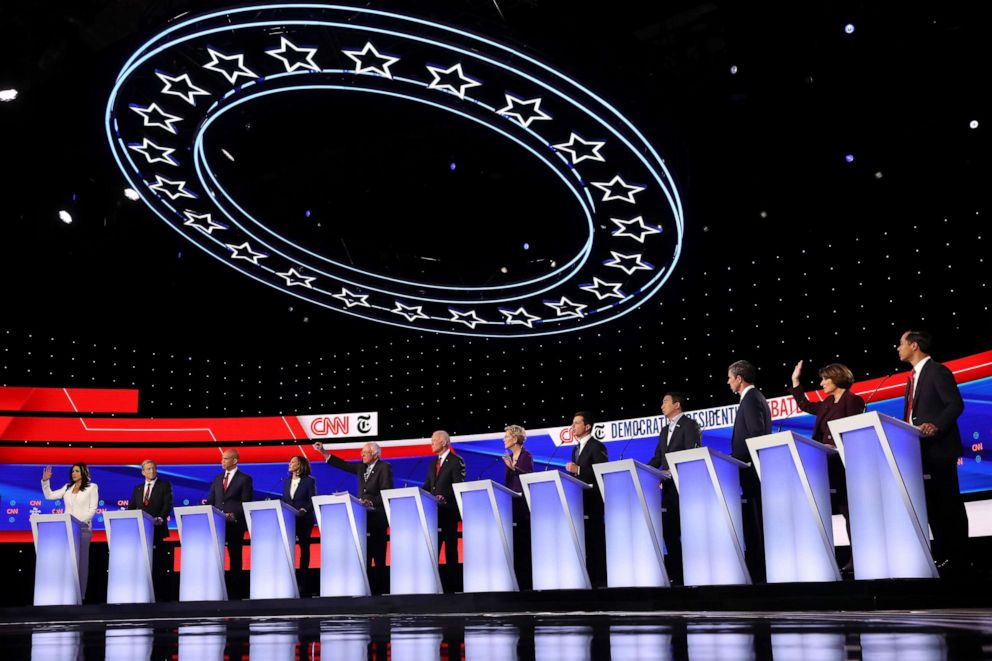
[106,4,684,337]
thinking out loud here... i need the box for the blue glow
[523,242,530,250]
[449,162,456,171]
[305,209,311,218]
[844,23,855,34]
[845,154,855,163]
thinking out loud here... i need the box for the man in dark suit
[314,441,394,593]
[728,360,772,582]
[564,410,609,587]
[423,430,466,591]
[206,448,253,597]
[647,392,702,584]
[127,459,174,599]
[898,329,969,573]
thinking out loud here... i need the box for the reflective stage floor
[5,610,992,660]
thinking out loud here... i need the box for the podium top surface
[103,509,156,521]
[519,469,593,489]
[243,499,298,515]
[592,458,665,478]
[667,446,749,468]
[381,486,433,501]
[174,504,225,517]
[453,479,522,497]
[827,410,921,436]
[312,493,368,507]
[29,513,83,525]
[746,430,838,454]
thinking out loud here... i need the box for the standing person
[564,411,609,587]
[206,449,253,597]
[423,430,466,591]
[127,459,174,599]
[503,424,534,590]
[313,441,394,594]
[41,463,99,601]
[647,392,702,584]
[282,455,316,595]
[789,361,865,572]
[897,330,969,574]
[728,360,772,582]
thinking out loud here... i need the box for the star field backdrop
[0,3,989,440]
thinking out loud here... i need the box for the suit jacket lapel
[914,362,929,406]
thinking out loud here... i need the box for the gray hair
[432,430,451,447]
[140,459,157,469]
[364,442,382,458]
[504,425,526,445]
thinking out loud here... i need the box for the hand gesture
[920,423,938,437]
[312,441,327,455]
[791,360,803,387]
[436,494,447,505]
[360,498,373,508]
[42,465,52,482]
[502,455,513,468]
[565,462,579,476]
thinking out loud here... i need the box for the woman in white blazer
[41,463,99,599]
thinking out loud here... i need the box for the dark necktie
[906,372,916,423]
[143,483,151,507]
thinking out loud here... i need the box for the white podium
[453,479,519,593]
[30,631,81,661]
[243,500,299,599]
[465,626,519,661]
[104,509,156,603]
[593,459,669,588]
[249,622,298,661]
[668,447,751,586]
[177,625,226,661]
[520,470,593,590]
[105,628,153,661]
[313,494,371,597]
[30,513,82,606]
[175,505,228,601]
[827,411,939,579]
[320,623,370,661]
[381,487,442,594]
[746,431,841,583]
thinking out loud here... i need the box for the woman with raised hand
[41,463,99,599]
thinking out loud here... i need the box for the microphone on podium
[865,371,898,407]
[544,440,567,471]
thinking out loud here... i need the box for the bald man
[207,449,253,593]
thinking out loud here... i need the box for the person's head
[661,392,687,420]
[140,459,158,482]
[504,425,526,449]
[430,431,450,455]
[571,411,594,439]
[70,463,91,489]
[221,449,239,471]
[727,360,757,394]
[898,330,931,364]
[360,442,381,465]
[818,363,854,394]
[288,455,311,477]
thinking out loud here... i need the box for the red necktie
[905,372,916,423]
[436,458,442,475]
[223,472,230,491]
[143,483,151,507]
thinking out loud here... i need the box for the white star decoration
[149,175,197,200]
[590,175,645,203]
[129,103,183,134]
[392,302,429,322]
[497,94,552,128]
[343,42,400,78]
[226,241,267,265]
[611,216,661,243]
[128,138,178,167]
[553,133,606,164]
[202,48,258,84]
[499,306,541,328]
[155,71,210,106]
[266,37,319,73]
[426,63,481,100]
[449,308,485,328]
[580,277,625,300]
[604,251,653,275]
[182,210,226,235]
[276,267,316,288]
[544,296,587,319]
[333,288,370,308]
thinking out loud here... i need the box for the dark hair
[69,463,91,491]
[728,360,757,384]
[664,391,688,409]
[817,363,854,389]
[290,455,311,478]
[903,329,932,354]
[573,410,596,426]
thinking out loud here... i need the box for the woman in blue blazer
[282,455,317,592]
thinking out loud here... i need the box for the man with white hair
[423,430,466,591]
[127,459,173,599]
[314,440,394,593]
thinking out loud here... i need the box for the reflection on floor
[7,611,992,660]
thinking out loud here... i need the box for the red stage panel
[0,387,139,413]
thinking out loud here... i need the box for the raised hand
[312,441,328,457]
[42,465,52,481]
[791,360,804,387]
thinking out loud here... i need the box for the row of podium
[31,412,939,605]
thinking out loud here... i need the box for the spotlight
[221,148,235,162]
[450,162,457,171]
[874,171,883,179]
[523,242,530,250]
[844,23,855,34]
[123,188,140,201]
[500,266,508,274]
[305,209,311,218]
[759,210,768,219]
[844,154,854,163]
[729,65,738,75]
[970,120,979,129]
[0,89,17,102]
[58,210,73,224]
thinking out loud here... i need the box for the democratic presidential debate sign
[105,4,684,337]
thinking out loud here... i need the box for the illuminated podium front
[104,509,156,603]
[668,447,751,586]
[827,411,939,579]
[30,513,82,606]
[592,459,669,588]
[453,479,519,593]
[175,505,228,601]
[312,493,371,597]
[243,500,299,599]
[520,470,593,590]
[381,487,443,594]
[746,431,841,583]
